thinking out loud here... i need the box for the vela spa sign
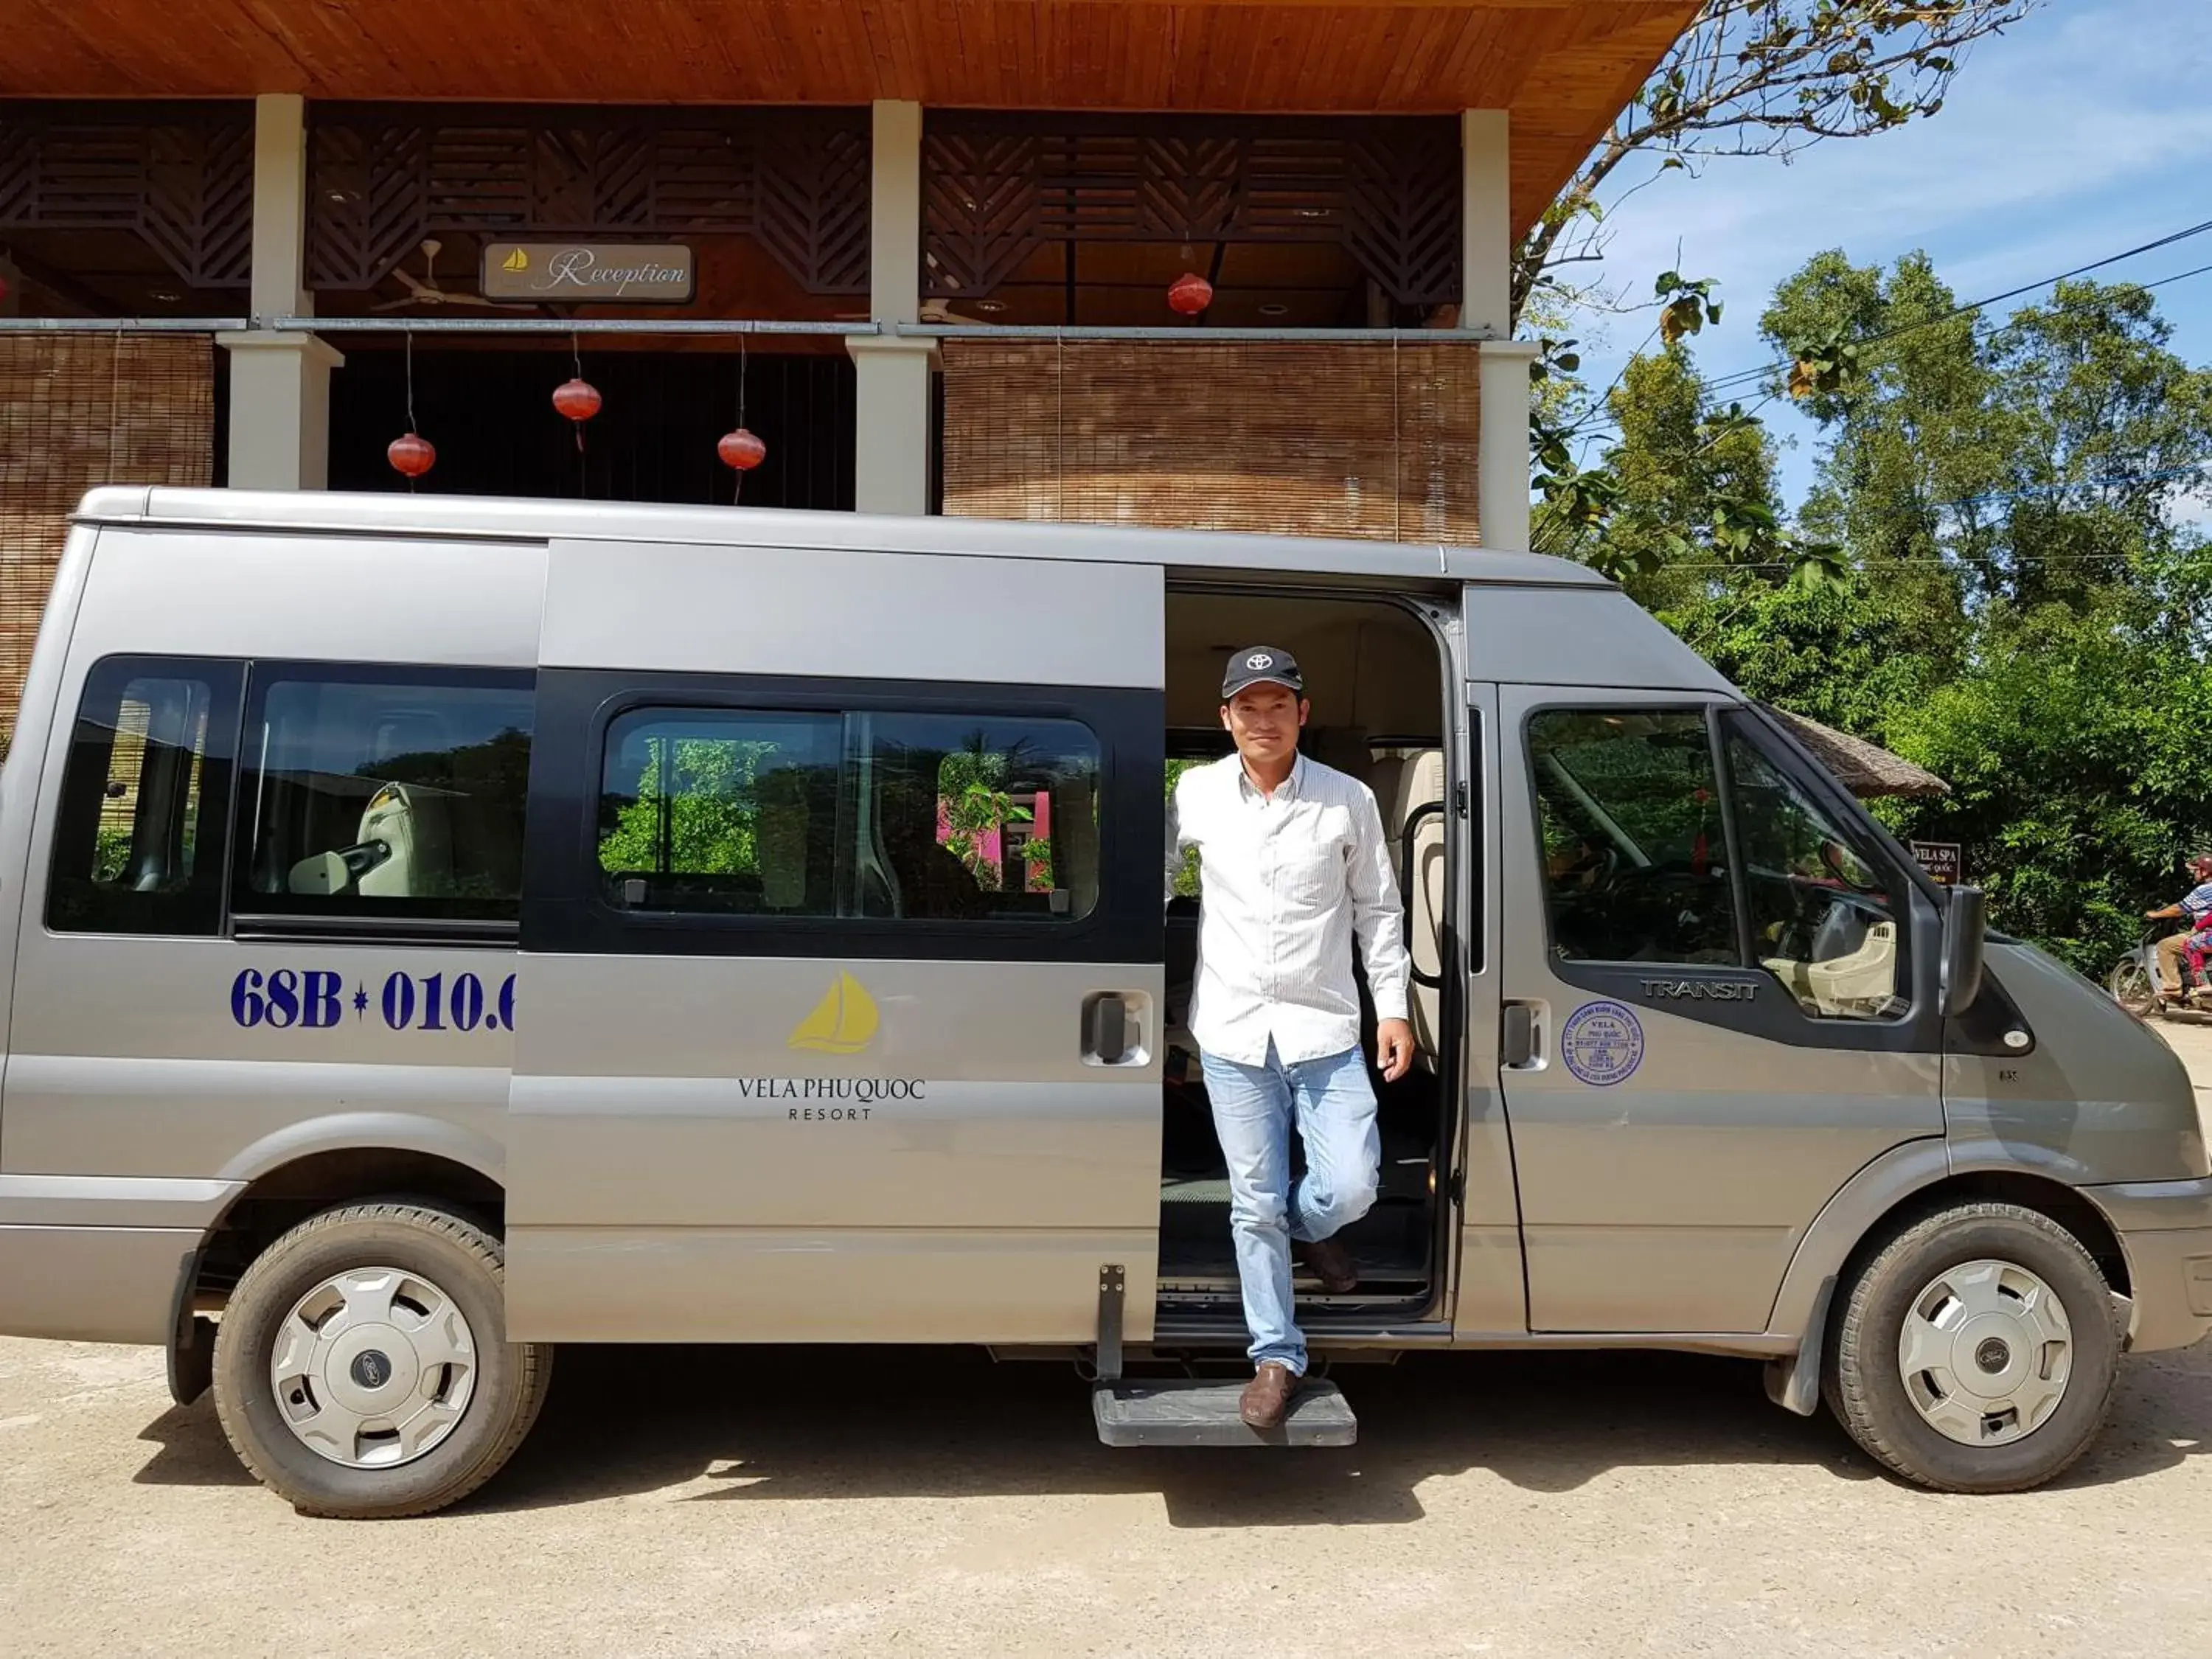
[481,242,696,303]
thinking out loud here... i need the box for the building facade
[0,2,1699,702]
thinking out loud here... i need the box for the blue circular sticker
[1560,1000,1644,1088]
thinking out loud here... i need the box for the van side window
[1528,709,1741,966]
[235,667,535,925]
[47,657,243,935]
[1725,723,1909,1020]
[599,707,1103,922]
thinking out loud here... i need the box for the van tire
[211,1201,552,1518]
[1823,1201,2120,1494]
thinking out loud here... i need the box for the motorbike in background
[2110,922,2212,1018]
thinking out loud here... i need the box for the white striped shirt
[1168,751,1411,1067]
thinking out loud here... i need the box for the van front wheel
[212,1201,552,1518]
[1823,1201,2121,1494]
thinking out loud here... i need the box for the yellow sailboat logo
[787,972,879,1054]
[501,247,530,271]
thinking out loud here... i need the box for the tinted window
[599,707,1102,922]
[1726,723,1908,1020]
[1529,709,1740,965]
[237,667,534,923]
[599,709,843,916]
[47,657,242,935]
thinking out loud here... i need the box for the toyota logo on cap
[1221,644,1304,699]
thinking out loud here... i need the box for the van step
[1091,1377,1357,1447]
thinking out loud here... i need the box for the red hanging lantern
[717,427,767,473]
[552,377,602,423]
[1167,271,1214,316]
[386,432,436,479]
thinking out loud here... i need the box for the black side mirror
[1941,884,1987,1018]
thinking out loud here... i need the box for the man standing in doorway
[1168,646,1416,1430]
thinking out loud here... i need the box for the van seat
[1390,750,1447,1062]
[1766,919,1897,1019]
[355,782,453,899]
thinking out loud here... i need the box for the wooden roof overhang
[4,1,1700,240]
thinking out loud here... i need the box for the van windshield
[1529,707,1909,1020]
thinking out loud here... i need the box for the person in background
[2148,852,2212,999]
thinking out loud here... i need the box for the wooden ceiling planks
[4,1,1700,237]
[1504,7,1686,229]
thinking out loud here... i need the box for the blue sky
[1565,0,2212,521]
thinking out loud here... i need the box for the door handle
[1502,1001,1544,1069]
[1088,992,1130,1064]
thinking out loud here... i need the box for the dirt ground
[5,1033,2211,1659]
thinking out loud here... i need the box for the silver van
[2,486,2207,1516]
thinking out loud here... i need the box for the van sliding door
[506,539,1167,1346]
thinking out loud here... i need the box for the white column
[1460,109,1512,339]
[1479,341,1538,556]
[847,98,935,516]
[1462,110,1530,552]
[218,93,341,490]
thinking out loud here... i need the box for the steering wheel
[1555,844,1618,891]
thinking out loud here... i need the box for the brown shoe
[1240,1361,1299,1430]
[1293,1235,1360,1295]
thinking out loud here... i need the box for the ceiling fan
[370,239,529,312]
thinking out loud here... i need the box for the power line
[1666,545,2212,574]
[1568,459,2212,573]
[1939,458,2211,515]
[1532,223,2212,561]
[1554,219,2212,447]
[1694,218,2212,398]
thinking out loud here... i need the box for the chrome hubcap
[270,1267,478,1468]
[1897,1258,2072,1447]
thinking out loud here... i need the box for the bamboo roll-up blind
[0,333,216,723]
[940,339,1481,545]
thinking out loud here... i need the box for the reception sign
[481,243,695,303]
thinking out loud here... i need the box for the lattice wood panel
[940,339,1480,545]
[307,105,871,296]
[1,5,1708,247]
[0,102,253,289]
[0,334,215,722]
[925,114,1461,306]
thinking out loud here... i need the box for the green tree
[1882,599,2212,967]
[1584,342,1790,604]
[1533,271,1842,588]
[599,736,787,876]
[1737,259,2212,969]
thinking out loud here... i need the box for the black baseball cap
[1221,645,1304,700]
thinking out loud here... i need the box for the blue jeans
[1198,1041,1380,1376]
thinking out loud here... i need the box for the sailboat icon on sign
[787,972,879,1054]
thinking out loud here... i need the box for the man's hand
[1376,1018,1416,1082]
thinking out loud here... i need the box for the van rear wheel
[1823,1201,2120,1494]
[212,1200,552,1518]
